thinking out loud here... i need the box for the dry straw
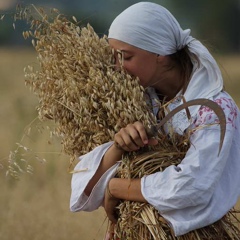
[16,5,240,239]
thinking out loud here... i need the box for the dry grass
[0,48,239,239]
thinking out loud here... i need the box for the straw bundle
[17,5,240,239]
[18,5,156,160]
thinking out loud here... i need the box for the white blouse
[70,91,240,236]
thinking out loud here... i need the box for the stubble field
[0,47,239,240]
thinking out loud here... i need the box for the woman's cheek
[122,65,134,76]
[124,64,139,77]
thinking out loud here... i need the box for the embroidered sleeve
[194,96,238,129]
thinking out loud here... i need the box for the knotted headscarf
[108,2,223,123]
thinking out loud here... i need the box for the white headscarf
[108,2,223,123]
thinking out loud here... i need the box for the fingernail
[143,139,148,144]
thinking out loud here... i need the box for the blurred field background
[0,0,240,240]
[0,48,108,240]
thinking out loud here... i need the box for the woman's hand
[104,182,119,224]
[114,121,158,151]
[104,178,147,225]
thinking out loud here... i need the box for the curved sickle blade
[148,98,226,156]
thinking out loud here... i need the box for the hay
[15,5,240,239]
[17,5,156,163]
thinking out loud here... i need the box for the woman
[70,2,240,237]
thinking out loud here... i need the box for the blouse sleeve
[141,94,239,235]
[141,126,233,211]
[70,141,120,212]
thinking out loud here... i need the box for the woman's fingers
[148,138,158,146]
[104,186,119,224]
[133,121,149,145]
[114,121,157,151]
[115,127,141,151]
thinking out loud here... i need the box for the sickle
[146,98,226,156]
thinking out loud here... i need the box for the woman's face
[109,39,161,88]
